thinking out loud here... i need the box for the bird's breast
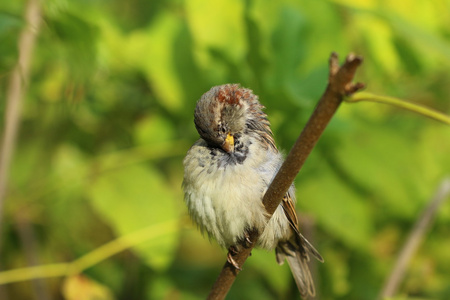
[183,140,269,247]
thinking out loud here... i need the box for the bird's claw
[244,232,253,248]
[227,246,242,270]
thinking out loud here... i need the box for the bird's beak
[222,133,234,153]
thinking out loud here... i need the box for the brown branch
[379,177,450,299]
[207,52,364,300]
[0,0,41,242]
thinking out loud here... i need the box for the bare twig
[379,177,450,299]
[207,53,364,300]
[0,0,42,243]
[0,2,41,299]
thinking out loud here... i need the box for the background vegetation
[1,0,450,299]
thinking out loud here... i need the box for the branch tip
[329,52,340,77]
[345,82,366,96]
[328,52,364,96]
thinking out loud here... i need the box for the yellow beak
[222,133,234,153]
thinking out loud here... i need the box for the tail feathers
[298,232,324,263]
[286,253,315,297]
[276,234,323,298]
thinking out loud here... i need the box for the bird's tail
[276,233,323,298]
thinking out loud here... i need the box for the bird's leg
[227,245,242,270]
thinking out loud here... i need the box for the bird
[182,84,323,298]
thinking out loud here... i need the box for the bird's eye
[218,122,226,134]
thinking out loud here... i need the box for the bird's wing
[280,192,324,263]
[281,192,299,234]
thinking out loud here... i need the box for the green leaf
[87,164,179,271]
[299,153,373,249]
[185,0,246,64]
[133,114,175,146]
[124,13,184,112]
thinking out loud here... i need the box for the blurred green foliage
[1,0,450,299]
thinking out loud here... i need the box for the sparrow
[183,84,323,298]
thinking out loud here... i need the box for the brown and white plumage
[183,84,323,298]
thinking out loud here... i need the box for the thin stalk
[0,219,179,285]
[346,92,450,125]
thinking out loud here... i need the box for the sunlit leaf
[125,13,184,112]
[354,14,401,75]
[87,164,179,271]
[133,114,176,146]
[185,0,246,65]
